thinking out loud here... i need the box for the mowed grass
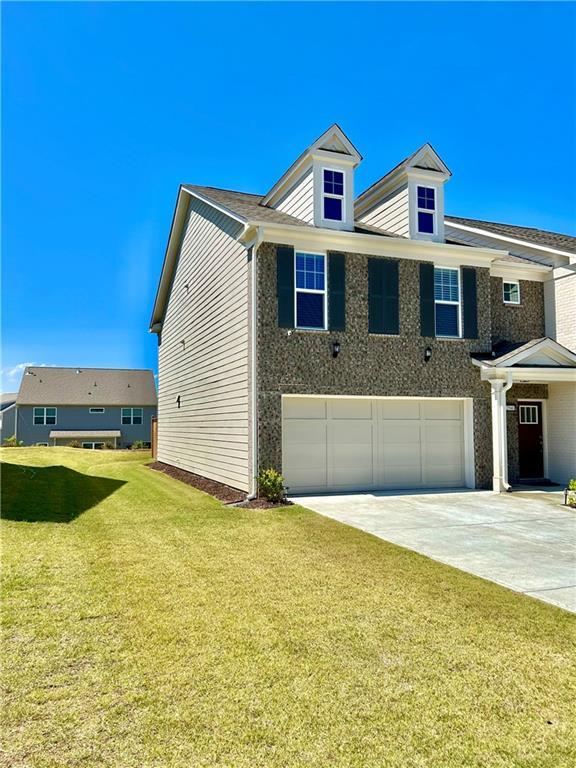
[2,448,575,768]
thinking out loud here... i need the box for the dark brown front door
[518,401,544,479]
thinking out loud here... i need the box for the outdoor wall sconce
[424,346,432,363]
[176,395,181,409]
[332,340,341,358]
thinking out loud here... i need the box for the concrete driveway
[294,489,576,612]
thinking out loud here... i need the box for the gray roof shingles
[184,185,575,256]
[446,216,576,255]
[17,367,157,406]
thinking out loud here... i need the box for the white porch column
[490,376,513,493]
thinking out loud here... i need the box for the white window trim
[503,280,521,305]
[121,407,143,425]
[33,407,57,426]
[321,167,345,223]
[416,185,436,236]
[294,251,328,331]
[434,266,462,339]
[89,407,105,414]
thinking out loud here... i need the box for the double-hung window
[122,407,143,425]
[33,407,57,425]
[323,169,344,221]
[434,267,461,337]
[417,186,436,234]
[503,280,520,304]
[295,252,327,330]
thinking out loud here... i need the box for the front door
[518,401,544,479]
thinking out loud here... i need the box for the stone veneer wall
[506,383,549,484]
[490,277,545,345]
[256,242,497,488]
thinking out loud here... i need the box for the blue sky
[3,1,575,390]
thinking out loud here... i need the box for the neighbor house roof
[446,216,576,255]
[17,368,157,406]
[0,393,18,410]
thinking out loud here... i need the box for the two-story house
[150,125,576,496]
[1,367,157,448]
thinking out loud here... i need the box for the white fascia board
[490,259,551,282]
[405,167,450,183]
[1,403,16,413]
[446,220,575,261]
[249,222,508,267]
[310,149,358,167]
[478,364,576,383]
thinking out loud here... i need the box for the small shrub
[2,435,23,447]
[257,468,286,503]
[69,440,82,449]
[131,440,147,450]
[568,479,576,491]
[104,442,115,450]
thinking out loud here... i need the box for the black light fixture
[176,395,181,409]
[424,346,432,363]
[332,340,341,358]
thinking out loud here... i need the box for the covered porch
[49,430,121,448]
[474,338,576,492]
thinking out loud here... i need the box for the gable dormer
[262,124,362,232]
[355,143,451,242]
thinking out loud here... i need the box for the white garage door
[282,397,467,494]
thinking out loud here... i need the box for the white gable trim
[490,259,551,282]
[495,338,576,368]
[263,124,361,207]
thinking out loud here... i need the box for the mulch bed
[148,462,244,503]
[147,461,292,508]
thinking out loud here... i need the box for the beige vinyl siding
[157,196,250,490]
[358,187,410,236]
[545,267,576,353]
[275,167,314,223]
[546,383,576,485]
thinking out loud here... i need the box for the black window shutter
[368,259,384,333]
[462,267,478,339]
[328,252,345,331]
[276,246,294,328]
[368,258,399,334]
[382,259,399,334]
[420,262,435,337]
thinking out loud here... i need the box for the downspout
[14,404,18,443]
[246,233,260,500]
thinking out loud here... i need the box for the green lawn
[2,448,575,768]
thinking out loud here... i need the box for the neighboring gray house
[0,393,18,442]
[1,367,157,448]
[150,124,576,496]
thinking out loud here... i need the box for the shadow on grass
[1,462,126,522]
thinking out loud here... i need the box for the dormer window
[417,186,436,234]
[323,169,344,221]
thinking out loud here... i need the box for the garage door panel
[382,466,423,487]
[381,442,422,466]
[380,401,421,420]
[283,398,326,420]
[422,400,462,420]
[282,397,466,493]
[381,423,421,445]
[330,399,373,420]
